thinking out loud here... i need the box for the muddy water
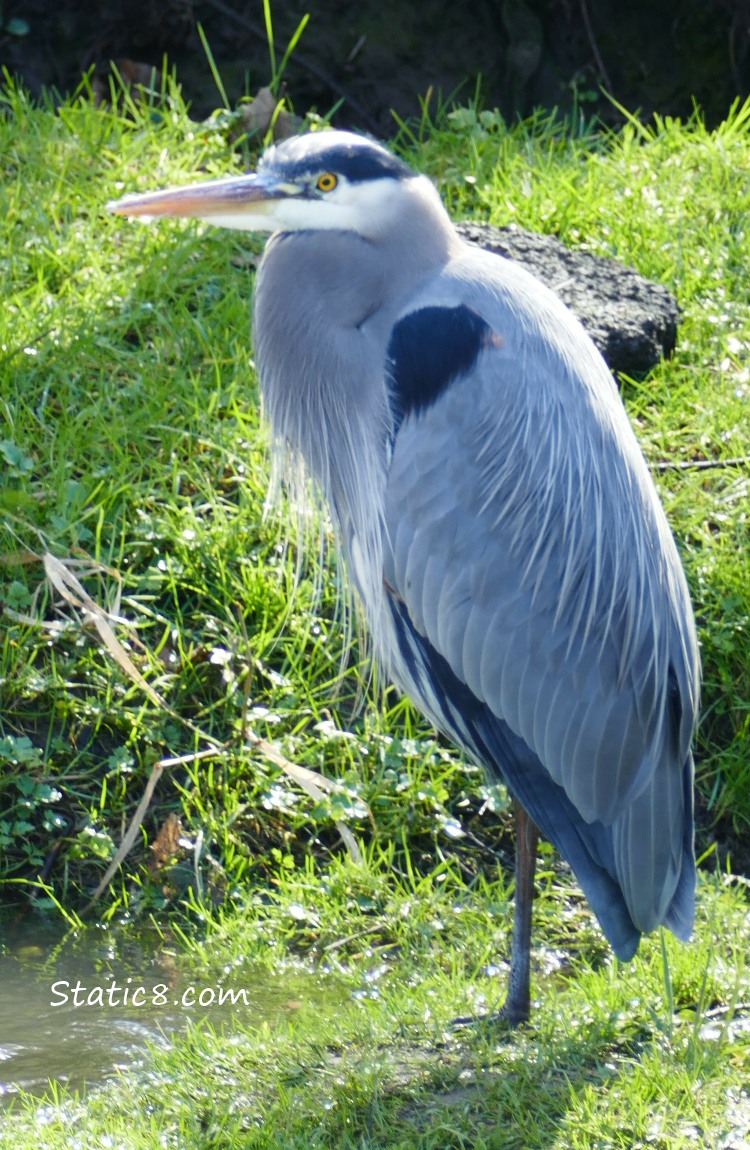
[0,915,340,1105]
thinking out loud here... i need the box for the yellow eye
[316,172,338,193]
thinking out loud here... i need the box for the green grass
[0,77,749,1146]
[2,860,749,1147]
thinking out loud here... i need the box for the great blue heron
[109,130,699,1024]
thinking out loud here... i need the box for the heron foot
[449,999,530,1031]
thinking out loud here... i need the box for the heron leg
[501,799,539,1026]
[449,798,539,1030]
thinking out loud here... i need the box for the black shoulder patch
[386,305,494,426]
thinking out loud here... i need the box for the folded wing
[379,257,698,953]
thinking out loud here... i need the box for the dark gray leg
[500,799,539,1025]
[451,798,539,1030]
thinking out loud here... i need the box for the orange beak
[108,171,297,231]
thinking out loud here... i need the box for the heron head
[108,130,426,239]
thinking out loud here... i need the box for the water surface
[0,914,337,1106]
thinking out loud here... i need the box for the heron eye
[316,172,338,192]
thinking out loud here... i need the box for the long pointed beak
[107,172,300,231]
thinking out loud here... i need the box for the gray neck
[252,178,459,518]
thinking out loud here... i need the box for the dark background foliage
[3,0,749,130]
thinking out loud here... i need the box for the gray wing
[380,254,698,945]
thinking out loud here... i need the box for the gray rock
[456,221,679,377]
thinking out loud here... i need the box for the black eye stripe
[263,143,414,185]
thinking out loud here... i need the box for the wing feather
[379,258,699,947]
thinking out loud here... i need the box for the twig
[322,925,382,953]
[82,747,222,912]
[37,814,76,884]
[200,0,380,134]
[579,0,614,94]
[651,455,750,472]
[701,1000,750,1021]
[81,729,362,910]
[41,551,224,749]
[236,606,254,744]
[0,326,55,372]
[244,727,362,863]
[33,548,363,905]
